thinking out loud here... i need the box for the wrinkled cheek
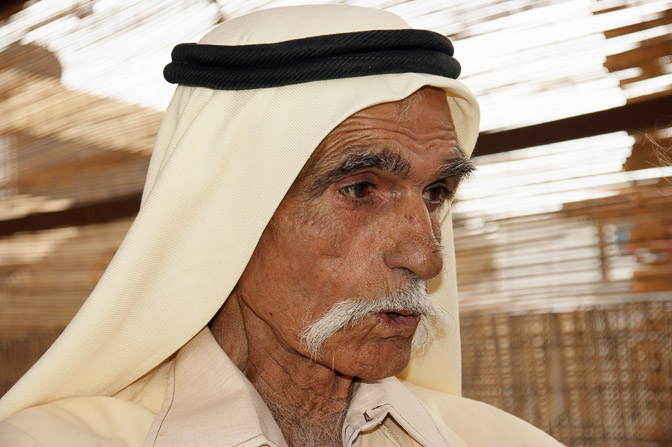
[296,210,351,257]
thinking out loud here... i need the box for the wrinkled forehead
[296,86,458,183]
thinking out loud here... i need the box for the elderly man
[0,5,563,447]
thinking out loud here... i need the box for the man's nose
[383,196,444,280]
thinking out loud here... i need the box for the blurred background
[0,0,671,446]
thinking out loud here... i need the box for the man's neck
[211,292,354,447]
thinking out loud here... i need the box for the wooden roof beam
[474,93,672,157]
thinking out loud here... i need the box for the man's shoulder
[401,381,565,447]
[0,396,155,447]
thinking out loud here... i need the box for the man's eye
[339,182,373,199]
[422,185,451,203]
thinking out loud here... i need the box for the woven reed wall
[461,302,672,447]
[0,330,61,397]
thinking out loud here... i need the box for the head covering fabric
[0,5,480,420]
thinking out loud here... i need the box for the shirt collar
[147,328,453,447]
[343,378,453,447]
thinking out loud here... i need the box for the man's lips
[373,310,420,336]
[383,309,417,317]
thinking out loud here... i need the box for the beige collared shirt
[0,329,563,446]
[144,329,459,447]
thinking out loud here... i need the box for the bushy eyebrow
[329,148,412,179]
[437,153,476,184]
[304,147,475,199]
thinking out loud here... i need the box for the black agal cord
[164,29,461,90]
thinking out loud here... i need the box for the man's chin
[314,336,414,381]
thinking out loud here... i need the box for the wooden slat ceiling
[1,0,670,124]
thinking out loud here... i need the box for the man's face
[236,86,471,380]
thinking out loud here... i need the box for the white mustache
[300,280,447,361]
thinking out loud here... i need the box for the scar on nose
[407,214,415,223]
